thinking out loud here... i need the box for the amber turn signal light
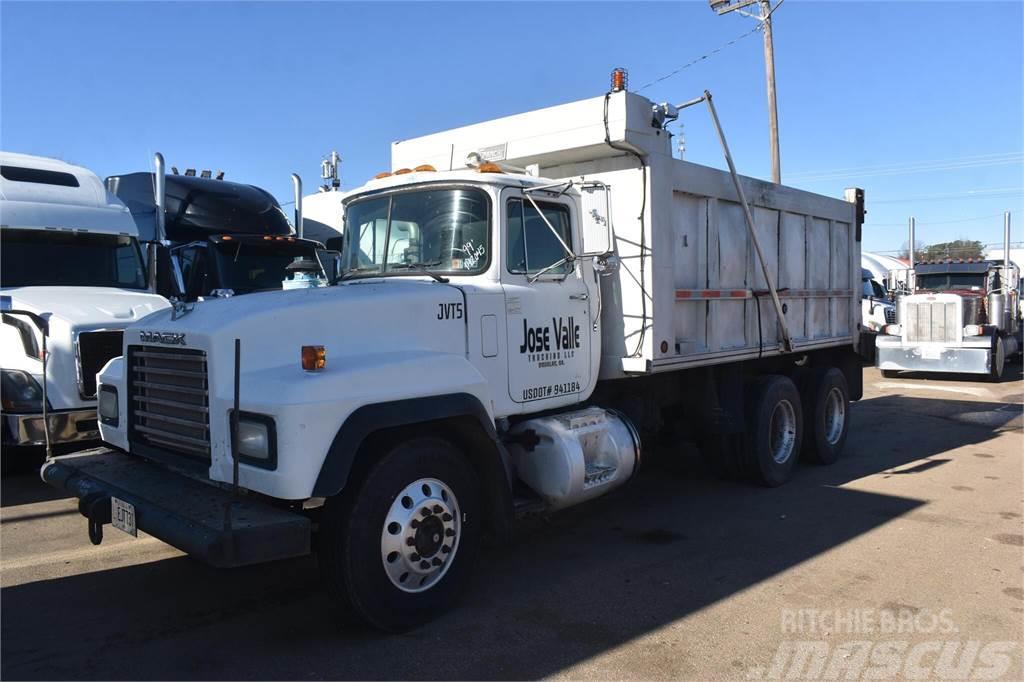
[301,345,326,371]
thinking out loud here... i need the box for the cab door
[501,188,591,407]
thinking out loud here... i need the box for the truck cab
[876,257,1022,379]
[1,152,170,459]
[107,169,334,300]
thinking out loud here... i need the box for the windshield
[208,240,323,294]
[862,278,887,298]
[916,273,985,292]
[1,229,146,289]
[343,187,489,277]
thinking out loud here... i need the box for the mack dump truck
[43,86,863,631]
[1,152,170,466]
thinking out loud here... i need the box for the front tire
[744,375,803,487]
[319,436,481,632]
[988,335,1006,382]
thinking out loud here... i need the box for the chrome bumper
[1,409,99,447]
[876,339,991,375]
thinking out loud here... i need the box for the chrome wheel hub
[381,478,460,593]
[823,386,846,445]
[769,399,798,464]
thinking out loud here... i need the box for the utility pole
[760,0,781,184]
[709,0,782,183]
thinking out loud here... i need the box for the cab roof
[342,168,564,204]
[0,151,139,236]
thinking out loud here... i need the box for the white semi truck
[1,152,170,467]
[876,214,1021,380]
[43,86,864,631]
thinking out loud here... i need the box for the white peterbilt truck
[44,86,864,631]
[876,214,1021,380]
[1,152,169,466]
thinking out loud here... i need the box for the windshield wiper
[338,267,381,283]
[389,261,449,283]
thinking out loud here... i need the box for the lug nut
[445,528,455,537]
[411,553,420,562]
[432,557,442,566]
[420,560,430,570]
[406,537,416,546]
[421,508,432,517]
[410,519,420,529]
[441,545,451,554]
[432,505,443,514]
[442,513,453,522]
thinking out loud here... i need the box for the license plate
[111,497,137,537]
[921,346,941,360]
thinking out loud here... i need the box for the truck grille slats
[128,346,210,459]
[905,301,958,343]
[77,331,124,398]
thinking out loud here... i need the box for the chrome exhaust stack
[147,152,167,293]
[292,173,303,238]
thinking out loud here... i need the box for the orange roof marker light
[477,162,504,174]
[414,164,437,172]
[373,171,392,180]
[221,235,233,241]
[393,168,413,175]
[611,67,628,93]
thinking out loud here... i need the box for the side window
[506,198,572,275]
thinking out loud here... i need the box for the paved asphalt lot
[2,366,1022,680]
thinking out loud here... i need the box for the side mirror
[579,183,613,257]
[155,245,185,300]
[317,249,344,281]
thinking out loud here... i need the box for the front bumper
[1,408,99,447]
[876,340,991,375]
[41,449,311,568]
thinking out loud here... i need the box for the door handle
[570,293,589,301]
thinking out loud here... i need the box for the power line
[787,152,1023,181]
[636,23,763,92]
[870,188,1024,204]
[866,212,1007,227]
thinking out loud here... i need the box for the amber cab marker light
[393,168,413,175]
[477,162,503,173]
[301,345,326,371]
[373,171,392,179]
[414,164,436,172]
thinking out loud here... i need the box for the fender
[312,393,514,539]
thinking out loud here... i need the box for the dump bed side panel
[548,153,859,379]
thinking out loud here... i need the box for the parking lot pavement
[1,365,1021,680]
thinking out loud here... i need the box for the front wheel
[988,335,1006,383]
[318,437,481,632]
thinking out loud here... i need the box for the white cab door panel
[500,188,591,407]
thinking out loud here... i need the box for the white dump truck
[43,86,863,631]
[1,152,169,465]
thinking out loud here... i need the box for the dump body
[393,90,861,379]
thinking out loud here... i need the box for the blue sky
[2,1,1021,254]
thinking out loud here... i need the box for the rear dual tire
[744,375,803,487]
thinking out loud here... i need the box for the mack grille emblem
[139,331,186,345]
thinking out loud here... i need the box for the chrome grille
[128,346,210,458]
[77,331,124,398]
[884,307,896,324]
[905,301,958,343]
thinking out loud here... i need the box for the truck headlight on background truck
[98,385,118,426]
[1,369,45,412]
[882,324,902,337]
[231,412,277,469]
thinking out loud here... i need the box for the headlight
[1,369,45,412]
[232,412,276,469]
[98,385,119,426]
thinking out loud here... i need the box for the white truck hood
[2,286,169,327]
